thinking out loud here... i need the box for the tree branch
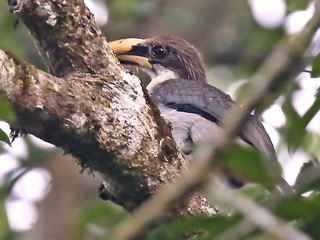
[210,179,311,240]
[9,0,115,77]
[1,0,215,215]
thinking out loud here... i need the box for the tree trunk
[0,0,215,216]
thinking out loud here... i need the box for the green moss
[5,51,40,89]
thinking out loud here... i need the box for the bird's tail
[275,177,295,195]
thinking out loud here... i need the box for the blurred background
[0,0,319,239]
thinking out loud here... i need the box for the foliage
[0,0,319,240]
[145,215,240,240]
[0,96,15,146]
[72,201,128,240]
[311,53,320,77]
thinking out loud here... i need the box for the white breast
[158,105,221,151]
[146,64,179,92]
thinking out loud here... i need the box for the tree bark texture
[0,0,215,216]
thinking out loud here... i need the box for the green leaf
[239,184,269,202]
[299,131,320,158]
[287,0,312,12]
[246,233,280,240]
[0,96,15,121]
[72,201,127,239]
[221,144,281,190]
[303,215,320,240]
[281,89,306,152]
[146,215,240,240]
[276,195,320,220]
[0,189,15,240]
[287,92,320,154]
[294,160,320,194]
[0,128,10,146]
[275,193,320,239]
[0,144,4,153]
[301,90,320,126]
[311,53,320,78]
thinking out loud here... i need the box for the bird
[108,35,293,194]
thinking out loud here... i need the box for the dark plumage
[142,36,206,82]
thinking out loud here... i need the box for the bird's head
[109,36,206,83]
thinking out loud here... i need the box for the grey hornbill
[108,36,293,194]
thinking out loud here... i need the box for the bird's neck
[146,64,179,92]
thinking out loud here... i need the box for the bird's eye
[151,45,167,59]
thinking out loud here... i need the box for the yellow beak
[108,38,152,69]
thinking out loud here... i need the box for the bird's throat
[146,65,179,92]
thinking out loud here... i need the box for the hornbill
[108,35,293,194]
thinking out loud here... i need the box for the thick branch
[0,49,179,211]
[9,0,117,77]
[1,0,215,215]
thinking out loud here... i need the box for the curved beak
[108,38,152,69]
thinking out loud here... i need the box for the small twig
[210,178,311,240]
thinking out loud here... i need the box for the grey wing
[151,79,276,160]
[240,115,277,161]
[189,118,222,144]
[158,104,221,151]
[151,79,294,194]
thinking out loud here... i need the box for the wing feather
[150,79,276,161]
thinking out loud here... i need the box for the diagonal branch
[0,0,215,214]
[9,0,116,77]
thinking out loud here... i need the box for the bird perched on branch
[108,35,293,194]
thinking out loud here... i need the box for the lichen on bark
[1,0,216,216]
